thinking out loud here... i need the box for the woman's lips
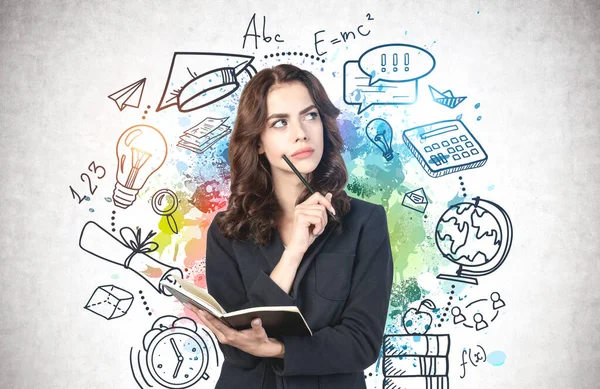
[292,150,314,159]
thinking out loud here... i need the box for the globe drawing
[435,197,513,284]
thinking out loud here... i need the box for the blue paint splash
[178,117,191,127]
[487,351,507,366]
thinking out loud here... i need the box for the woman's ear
[257,142,264,154]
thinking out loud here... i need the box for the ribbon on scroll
[119,227,159,269]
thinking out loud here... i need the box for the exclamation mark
[393,53,398,72]
[404,53,410,72]
[381,53,386,72]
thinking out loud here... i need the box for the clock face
[147,328,208,388]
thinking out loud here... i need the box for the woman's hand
[187,305,285,358]
[285,192,335,256]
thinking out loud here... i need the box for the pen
[282,154,339,223]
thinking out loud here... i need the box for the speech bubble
[343,61,417,113]
[358,44,435,85]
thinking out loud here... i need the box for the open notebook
[161,276,312,337]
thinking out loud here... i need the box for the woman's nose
[291,122,308,141]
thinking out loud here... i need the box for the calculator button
[442,140,450,147]
[470,148,479,155]
[451,137,459,144]
[461,151,470,158]
[465,141,473,148]
[431,155,442,166]
[432,143,440,149]
[459,135,468,141]
[452,154,461,161]
[456,145,464,152]
[447,147,455,153]
[438,153,448,164]
[424,146,432,152]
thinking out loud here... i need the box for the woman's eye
[272,119,287,128]
[305,112,319,120]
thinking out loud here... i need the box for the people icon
[450,291,506,331]
[474,313,488,331]
[491,292,505,310]
[451,306,466,324]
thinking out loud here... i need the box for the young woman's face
[258,81,324,175]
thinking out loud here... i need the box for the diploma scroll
[79,221,183,295]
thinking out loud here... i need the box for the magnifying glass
[151,189,179,234]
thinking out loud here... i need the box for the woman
[189,64,394,389]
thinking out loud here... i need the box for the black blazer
[205,197,394,389]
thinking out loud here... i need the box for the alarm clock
[143,316,210,388]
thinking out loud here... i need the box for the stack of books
[382,334,450,389]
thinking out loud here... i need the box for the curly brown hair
[214,64,351,246]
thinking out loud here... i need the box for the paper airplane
[429,85,466,109]
[108,78,146,111]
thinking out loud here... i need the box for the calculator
[402,119,488,178]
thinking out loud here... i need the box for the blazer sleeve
[269,205,394,376]
[205,219,297,369]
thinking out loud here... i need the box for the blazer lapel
[258,230,285,271]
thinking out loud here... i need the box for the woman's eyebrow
[266,105,317,121]
[298,104,317,115]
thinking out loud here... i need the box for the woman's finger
[296,204,328,213]
[296,213,323,235]
[307,206,329,228]
[303,192,334,214]
[188,306,205,322]
[194,311,230,344]
[309,192,333,210]
[296,208,328,234]
[205,314,238,338]
[250,318,267,338]
[296,206,327,218]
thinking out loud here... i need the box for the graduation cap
[156,52,257,113]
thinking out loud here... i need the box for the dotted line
[435,284,454,328]
[111,210,116,232]
[263,51,326,63]
[142,105,150,120]
[139,290,152,316]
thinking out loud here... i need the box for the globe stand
[437,265,479,285]
[437,273,478,285]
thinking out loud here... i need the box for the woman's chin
[294,159,320,172]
